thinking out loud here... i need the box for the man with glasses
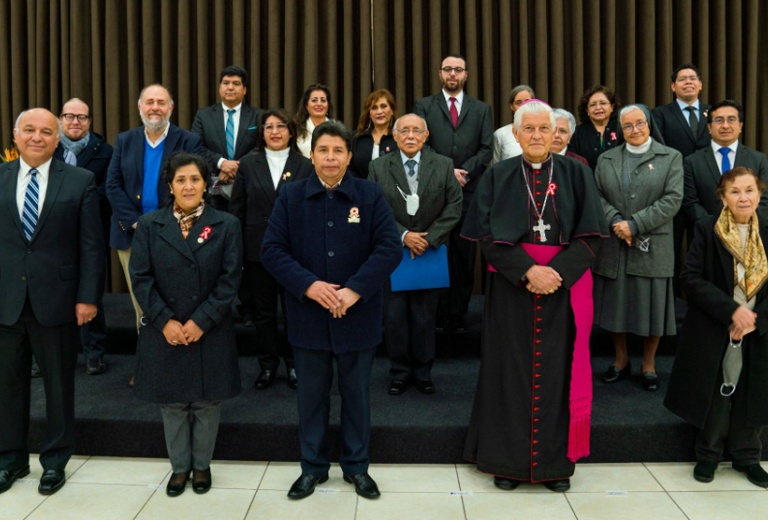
[54,98,113,375]
[683,99,768,222]
[369,114,462,395]
[413,53,493,334]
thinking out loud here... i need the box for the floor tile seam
[663,488,694,520]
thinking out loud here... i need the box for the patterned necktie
[719,147,731,174]
[405,159,417,177]
[22,168,40,242]
[226,109,236,160]
[686,106,698,136]
[449,97,459,128]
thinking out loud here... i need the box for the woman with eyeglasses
[350,89,398,178]
[295,84,333,158]
[592,104,683,392]
[491,84,535,165]
[570,85,624,170]
[229,108,312,391]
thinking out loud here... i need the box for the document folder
[390,244,449,292]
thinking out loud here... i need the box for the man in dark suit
[261,121,401,501]
[683,99,768,223]
[191,65,261,210]
[0,109,104,495]
[369,114,462,395]
[106,84,201,335]
[55,98,113,375]
[413,53,493,333]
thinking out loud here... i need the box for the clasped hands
[613,221,633,246]
[305,281,361,318]
[404,231,429,259]
[730,305,757,341]
[162,319,204,346]
[524,265,563,295]
[217,160,240,184]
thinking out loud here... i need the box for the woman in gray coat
[592,104,683,391]
[130,152,243,497]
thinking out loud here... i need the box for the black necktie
[686,106,698,136]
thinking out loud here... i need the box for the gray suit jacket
[191,103,262,174]
[683,143,768,222]
[593,140,684,279]
[368,147,462,248]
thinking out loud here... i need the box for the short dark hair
[219,65,248,88]
[441,53,467,67]
[716,166,766,198]
[259,107,299,152]
[162,152,210,205]
[671,63,701,82]
[576,85,621,124]
[311,121,351,152]
[707,99,744,124]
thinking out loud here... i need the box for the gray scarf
[60,132,91,157]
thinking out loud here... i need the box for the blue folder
[390,244,449,292]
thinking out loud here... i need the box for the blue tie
[225,109,236,160]
[719,147,731,174]
[405,159,417,177]
[22,168,40,242]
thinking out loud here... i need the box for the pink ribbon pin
[199,226,212,240]
[546,182,557,196]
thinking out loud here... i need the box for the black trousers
[385,284,440,381]
[0,299,79,472]
[440,213,477,318]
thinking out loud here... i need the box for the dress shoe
[435,316,447,333]
[166,471,190,497]
[642,371,659,392]
[242,313,256,327]
[415,378,436,394]
[735,463,768,487]
[38,469,66,495]
[602,362,631,383]
[192,468,212,494]
[31,359,42,378]
[448,316,468,334]
[0,466,30,494]
[389,380,407,395]
[287,473,328,499]
[86,356,107,375]
[255,369,276,390]
[288,368,298,389]
[343,472,381,499]
[542,478,570,492]
[693,461,717,483]
[493,476,520,490]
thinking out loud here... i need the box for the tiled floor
[2,457,768,519]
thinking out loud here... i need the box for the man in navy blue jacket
[261,121,401,501]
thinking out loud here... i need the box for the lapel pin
[648,164,654,171]
[348,207,361,224]
[197,225,212,244]
[282,172,291,182]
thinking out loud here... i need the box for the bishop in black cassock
[461,100,607,491]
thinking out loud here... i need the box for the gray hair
[513,100,556,130]
[508,84,536,105]
[14,109,63,134]
[393,113,428,133]
[552,108,577,136]
[619,104,647,123]
[138,84,175,106]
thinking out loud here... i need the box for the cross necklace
[522,159,554,242]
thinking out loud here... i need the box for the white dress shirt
[711,140,738,174]
[217,102,243,168]
[16,157,52,220]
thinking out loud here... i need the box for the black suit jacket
[350,132,397,179]
[652,101,712,158]
[0,159,104,326]
[413,92,493,199]
[191,103,262,175]
[229,150,313,262]
[683,143,768,222]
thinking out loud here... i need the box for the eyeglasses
[711,116,740,125]
[61,113,90,122]
[440,67,466,74]
[622,120,648,132]
[588,101,611,109]
[675,75,700,82]
[396,128,427,136]
[264,123,289,133]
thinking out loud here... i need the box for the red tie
[449,97,459,128]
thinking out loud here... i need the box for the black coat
[569,118,624,171]
[652,101,712,158]
[191,103,262,174]
[130,205,243,403]
[349,131,397,179]
[665,218,768,428]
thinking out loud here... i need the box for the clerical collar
[522,154,552,170]
[625,137,653,154]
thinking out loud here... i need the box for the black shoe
[389,380,407,395]
[86,356,106,375]
[192,468,212,494]
[287,473,328,499]
[602,362,631,383]
[255,369,275,390]
[415,379,435,394]
[542,478,570,492]
[242,313,255,327]
[0,466,30,494]
[166,471,190,497]
[735,464,768,487]
[448,316,468,334]
[436,316,448,334]
[642,371,659,392]
[343,472,381,499]
[31,359,42,378]
[693,461,717,483]
[288,368,298,389]
[493,476,520,490]
[38,469,66,495]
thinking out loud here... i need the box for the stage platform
[26,294,768,465]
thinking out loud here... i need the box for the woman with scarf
[592,104,682,392]
[665,166,768,487]
[130,152,243,497]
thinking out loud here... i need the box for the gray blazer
[593,140,684,279]
[191,103,262,174]
[368,147,463,248]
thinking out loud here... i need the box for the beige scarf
[714,207,768,301]
[173,201,205,238]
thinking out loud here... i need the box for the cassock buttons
[328,221,334,227]
[328,251,335,257]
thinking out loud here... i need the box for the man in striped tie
[0,108,104,495]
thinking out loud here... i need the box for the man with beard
[413,54,493,334]
[106,84,201,336]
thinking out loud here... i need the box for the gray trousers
[160,401,221,474]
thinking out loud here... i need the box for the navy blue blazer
[260,173,401,352]
[191,103,262,175]
[105,124,201,250]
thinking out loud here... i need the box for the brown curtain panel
[1,0,766,288]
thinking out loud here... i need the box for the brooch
[282,172,291,182]
[348,207,360,224]
[197,225,212,243]
[648,164,654,171]
[610,132,617,141]
[546,182,557,196]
